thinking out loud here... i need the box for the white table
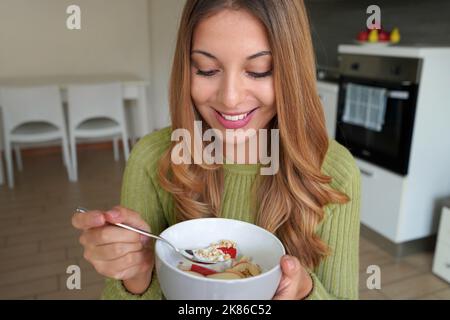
[0,75,151,185]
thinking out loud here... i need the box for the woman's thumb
[280,255,299,277]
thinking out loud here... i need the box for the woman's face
[190,9,276,139]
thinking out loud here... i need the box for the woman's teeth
[220,112,249,121]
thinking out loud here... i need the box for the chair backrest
[0,85,65,133]
[66,82,125,130]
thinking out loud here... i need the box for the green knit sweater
[101,126,361,300]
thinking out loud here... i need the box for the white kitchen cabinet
[356,158,406,241]
[317,81,338,139]
[433,206,450,283]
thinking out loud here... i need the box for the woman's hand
[72,206,154,295]
[273,255,313,300]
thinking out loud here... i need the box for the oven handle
[341,83,411,100]
[359,167,374,177]
[388,90,410,100]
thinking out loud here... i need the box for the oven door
[335,76,419,176]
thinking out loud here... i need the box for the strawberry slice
[190,264,217,276]
[218,247,237,258]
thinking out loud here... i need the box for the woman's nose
[217,73,244,110]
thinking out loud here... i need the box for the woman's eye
[195,69,273,78]
[247,70,273,79]
[196,69,218,77]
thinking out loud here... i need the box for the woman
[72,0,360,300]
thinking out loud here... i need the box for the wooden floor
[0,148,449,300]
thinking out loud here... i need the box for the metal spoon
[75,206,218,265]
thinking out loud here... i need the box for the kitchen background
[0,0,449,300]
[307,0,450,68]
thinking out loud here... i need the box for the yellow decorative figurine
[368,29,379,42]
[390,27,401,44]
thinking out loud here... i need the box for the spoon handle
[75,207,165,243]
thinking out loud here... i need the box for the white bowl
[155,218,285,300]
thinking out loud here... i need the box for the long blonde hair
[158,0,348,269]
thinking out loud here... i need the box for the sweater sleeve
[101,133,169,300]
[306,158,361,300]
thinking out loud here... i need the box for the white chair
[0,117,22,185]
[0,152,4,185]
[67,82,130,181]
[0,148,19,186]
[0,86,73,188]
[0,115,6,185]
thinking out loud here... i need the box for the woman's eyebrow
[191,50,271,60]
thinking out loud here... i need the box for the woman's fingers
[72,210,106,231]
[73,206,155,281]
[84,242,143,261]
[119,263,153,281]
[92,250,153,280]
[104,206,151,233]
[80,225,144,247]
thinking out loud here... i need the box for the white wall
[148,0,186,130]
[0,0,151,80]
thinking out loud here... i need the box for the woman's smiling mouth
[214,107,258,129]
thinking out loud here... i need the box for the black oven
[335,54,422,176]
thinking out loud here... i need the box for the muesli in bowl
[177,239,262,279]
